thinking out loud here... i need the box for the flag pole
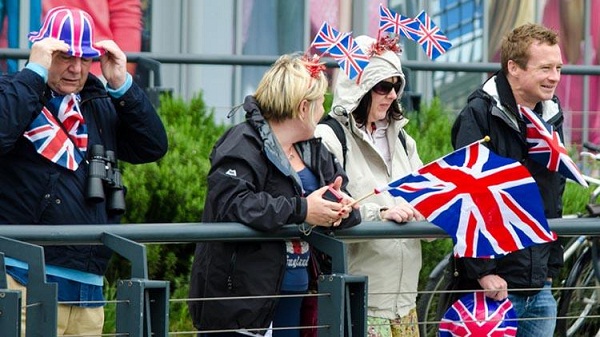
[345,136,491,208]
[346,190,376,208]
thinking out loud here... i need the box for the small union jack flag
[375,140,556,258]
[414,10,452,60]
[520,105,588,187]
[440,292,517,337]
[28,6,103,58]
[23,94,87,171]
[311,21,345,54]
[326,33,370,81]
[378,4,421,41]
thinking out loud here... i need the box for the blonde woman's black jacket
[450,71,565,297]
[189,96,361,332]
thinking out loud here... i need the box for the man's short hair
[500,23,559,74]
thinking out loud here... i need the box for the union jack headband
[29,6,104,58]
[309,21,369,82]
[368,34,402,57]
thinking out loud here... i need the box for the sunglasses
[372,81,402,95]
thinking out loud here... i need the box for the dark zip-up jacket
[450,71,564,296]
[188,96,361,331]
[0,69,168,275]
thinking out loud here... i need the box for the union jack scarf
[23,93,88,171]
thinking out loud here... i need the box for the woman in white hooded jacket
[315,35,424,337]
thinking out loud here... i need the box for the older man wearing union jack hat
[0,6,167,336]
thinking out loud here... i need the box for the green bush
[103,92,226,333]
[122,94,226,224]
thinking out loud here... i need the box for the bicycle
[416,251,453,337]
[555,142,600,336]
[416,142,600,337]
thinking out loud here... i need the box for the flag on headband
[28,6,103,58]
[23,94,88,171]
[439,292,517,337]
[326,33,370,81]
[520,105,588,187]
[378,4,421,41]
[375,140,555,258]
[311,21,346,54]
[414,10,452,60]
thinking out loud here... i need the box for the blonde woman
[189,54,361,337]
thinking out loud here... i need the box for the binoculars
[85,144,126,215]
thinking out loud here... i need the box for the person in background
[315,34,425,337]
[0,6,167,336]
[188,53,361,337]
[42,0,143,76]
[542,0,600,144]
[450,23,565,336]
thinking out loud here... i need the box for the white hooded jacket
[315,35,423,319]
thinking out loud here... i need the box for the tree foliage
[121,94,226,224]
[104,93,227,333]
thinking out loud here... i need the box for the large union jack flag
[414,10,452,60]
[326,33,370,81]
[311,21,346,54]
[378,4,421,41]
[23,94,87,171]
[439,292,517,337]
[520,105,588,187]
[375,140,556,258]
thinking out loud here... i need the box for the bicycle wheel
[417,258,454,337]
[556,248,600,336]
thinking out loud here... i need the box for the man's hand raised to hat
[95,40,127,90]
[29,38,70,70]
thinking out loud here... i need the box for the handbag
[300,248,327,337]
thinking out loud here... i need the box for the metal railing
[3,48,600,75]
[1,218,600,336]
[4,48,600,137]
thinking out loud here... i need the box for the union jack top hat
[28,6,104,58]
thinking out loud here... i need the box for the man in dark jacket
[0,6,167,336]
[450,23,564,336]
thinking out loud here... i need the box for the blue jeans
[507,281,556,337]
